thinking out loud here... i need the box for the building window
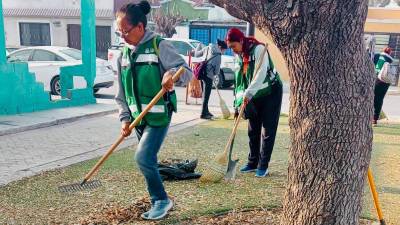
[19,23,51,46]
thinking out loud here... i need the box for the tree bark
[209,0,375,224]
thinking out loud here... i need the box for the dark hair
[117,1,151,28]
[217,39,227,49]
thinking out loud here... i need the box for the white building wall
[172,25,190,39]
[3,0,114,47]
[208,6,237,21]
[4,17,112,47]
[3,0,113,10]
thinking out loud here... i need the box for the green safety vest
[234,46,281,108]
[375,54,390,74]
[120,36,177,127]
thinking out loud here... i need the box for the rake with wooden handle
[367,168,386,225]
[58,67,186,193]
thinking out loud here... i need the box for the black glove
[234,108,239,119]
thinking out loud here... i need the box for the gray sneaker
[141,199,155,218]
[141,198,173,220]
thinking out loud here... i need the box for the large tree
[209,0,375,224]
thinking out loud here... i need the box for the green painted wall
[160,0,208,20]
[0,0,96,115]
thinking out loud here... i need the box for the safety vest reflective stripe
[135,54,159,63]
[142,104,165,113]
[129,104,165,113]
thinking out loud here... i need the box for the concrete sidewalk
[388,85,400,95]
[0,93,245,186]
[0,103,118,136]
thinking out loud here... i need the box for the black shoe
[200,114,213,120]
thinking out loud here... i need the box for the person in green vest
[225,28,282,177]
[115,1,192,220]
[372,47,393,126]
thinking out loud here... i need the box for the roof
[2,8,114,19]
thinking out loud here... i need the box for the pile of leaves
[183,208,281,225]
[79,197,152,225]
[184,209,373,225]
[79,204,373,225]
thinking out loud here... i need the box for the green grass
[361,123,400,225]
[0,117,399,224]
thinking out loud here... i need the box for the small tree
[152,10,184,38]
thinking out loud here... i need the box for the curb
[0,109,118,137]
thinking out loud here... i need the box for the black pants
[247,83,283,170]
[201,76,213,116]
[373,79,390,121]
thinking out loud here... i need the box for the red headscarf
[226,28,262,74]
[384,47,392,55]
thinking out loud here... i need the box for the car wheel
[50,76,61,95]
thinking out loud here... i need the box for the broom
[58,67,185,193]
[199,103,245,183]
[200,45,268,183]
[214,81,231,119]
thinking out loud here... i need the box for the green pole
[0,1,7,64]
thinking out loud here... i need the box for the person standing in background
[193,39,227,119]
[373,47,394,126]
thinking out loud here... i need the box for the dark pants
[247,83,283,170]
[373,79,390,121]
[201,76,213,116]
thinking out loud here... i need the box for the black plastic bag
[157,159,201,181]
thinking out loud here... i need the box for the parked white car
[166,38,235,88]
[107,38,236,88]
[7,46,114,95]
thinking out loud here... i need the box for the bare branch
[152,10,184,38]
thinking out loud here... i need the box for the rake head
[58,180,102,193]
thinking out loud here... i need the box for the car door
[29,50,66,91]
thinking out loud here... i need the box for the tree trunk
[209,1,375,224]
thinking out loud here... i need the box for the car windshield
[190,41,203,49]
[59,48,82,60]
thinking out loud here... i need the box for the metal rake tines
[58,180,102,193]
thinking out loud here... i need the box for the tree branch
[209,0,291,49]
